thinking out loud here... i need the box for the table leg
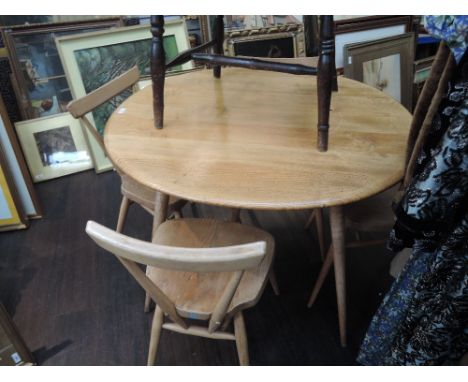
[329,205,347,347]
[144,191,169,313]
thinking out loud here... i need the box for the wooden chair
[307,41,455,308]
[67,66,187,234]
[150,15,337,152]
[85,218,275,365]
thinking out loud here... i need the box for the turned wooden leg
[229,208,241,223]
[233,312,249,366]
[116,196,131,233]
[145,191,170,313]
[150,16,166,129]
[307,245,333,307]
[329,205,347,347]
[268,268,280,296]
[304,209,316,230]
[315,208,326,261]
[317,15,334,152]
[147,306,164,366]
[213,15,224,78]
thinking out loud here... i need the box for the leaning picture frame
[224,23,305,58]
[334,16,412,69]
[14,112,93,182]
[343,33,415,111]
[55,20,192,173]
[0,143,27,231]
[0,93,42,217]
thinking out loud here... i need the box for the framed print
[334,16,412,69]
[343,33,415,111]
[0,145,27,231]
[14,113,93,182]
[2,17,122,120]
[224,23,305,58]
[56,20,192,173]
[0,94,42,217]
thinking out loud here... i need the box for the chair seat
[120,174,184,212]
[345,184,400,233]
[148,218,275,320]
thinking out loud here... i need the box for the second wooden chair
[67,66,187,234]
[86,218,275,365]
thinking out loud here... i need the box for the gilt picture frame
[55,20,192,173]
[15,113,93,182]
[343,33,415,111]
[0,144,27,231]
[0,93,42,216]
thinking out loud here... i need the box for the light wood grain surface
[105,68,411,210]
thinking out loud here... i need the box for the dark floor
[0,170,395,365]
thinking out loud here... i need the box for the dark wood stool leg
[213,15,224,78]
[317,15,334,152]
[331,20,338,92]
[151,15,165,129]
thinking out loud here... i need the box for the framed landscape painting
[343,33,414,111]
[15,113,93,182]
[56,20,192,173]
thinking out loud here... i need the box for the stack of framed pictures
[55,19,192,173]
[343,33,415,111]
[2,17,122,120]
[0,130,27,231]
[0,95,41,219]
[334,16,413,69]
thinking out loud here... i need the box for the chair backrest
[85,220,267,332]
[67,66,140,151]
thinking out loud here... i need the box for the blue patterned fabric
[424,16,468,63]
[357,52,468,365]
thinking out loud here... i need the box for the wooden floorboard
[0,170,395,365]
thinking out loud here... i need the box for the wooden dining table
[104,67,412,347]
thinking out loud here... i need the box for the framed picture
[225,23,305,58]
[1,17,122,120]
[0,56,22,124]
[0,94,42,217]
[334,16,412,69]
[183,16,211,47]
[14,113,93,182]
[343,33,415,111]
[56,20,192,173]
[0,144,27,231]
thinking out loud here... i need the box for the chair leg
[314,208,326,261]
[304,209,316,230]
[144,292,153,312]
[268,269,280,296]
[329,205,347,347]
[307,245,333,307]
[116,196,131,233]
[229,208,241,223]
[147,306,164,366]
[233,312,249,366]
[144,266,154,313]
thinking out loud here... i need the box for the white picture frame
[15,113,93,182]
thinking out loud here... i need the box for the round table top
[105,68,412,210]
